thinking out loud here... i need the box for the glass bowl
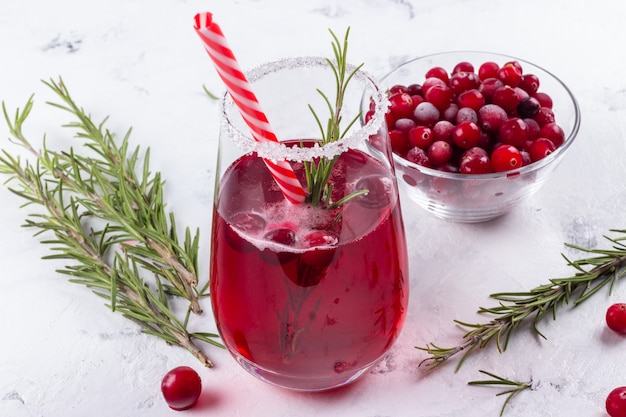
[378,51,581,223]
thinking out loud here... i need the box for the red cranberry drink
[210,142,409,391]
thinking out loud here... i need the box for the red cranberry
[456,89,485,111]
[497,62,523,87]
[539,122,566,147]
[452,61,475,74]
[478,77,504,102]
[452,121,482,150]
[519,74,540,95]
[459,147,491,174]
[606,303,626,334]
[388,92,414,119]
[425,84,455,111]
[499,117,529,147]
[425,66,449,83]
[422,77,447,95]
[478,104,508,134]
[449,71,480,94]
[389,130,410,155]
[528,137,556,162]
[492,85,521,115]
[427,140,453,165]
[301,230,339,269]
[514,87,530,101]
[408,126,433,149]
[533,91,553,108]
[606,386,626,417]
[161,367,202,411]
[265,227,296,246]
[534,106,556,126]
[411,94,425,107]
[406,83,423,96]
[388,84,406,95]
[491,144,523,172]
[406,146,431,167]
[524,118,541,140]
[478,61,499,80]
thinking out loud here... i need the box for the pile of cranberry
[385,59,567,174]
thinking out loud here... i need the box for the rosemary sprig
[0,77,224,366]
[468,370,532,416]
[417,229,626,371]
[304,27,367,208]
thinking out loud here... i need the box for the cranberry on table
[161,366,202,411]
[606,386,626,417]
[606,303,626,334]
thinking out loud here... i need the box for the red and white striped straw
[193,12,307,204]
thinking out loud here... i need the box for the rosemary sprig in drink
[304,27,367,208]
[0,78,224,366]
[417,229,626,371]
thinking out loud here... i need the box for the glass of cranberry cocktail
[209,56,409,391]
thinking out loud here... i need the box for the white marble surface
[1,0,626,416]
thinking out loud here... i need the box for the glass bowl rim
[380,50,582,180]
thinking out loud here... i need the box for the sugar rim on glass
[219,56,389,163]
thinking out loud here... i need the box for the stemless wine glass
[209,56,409,391]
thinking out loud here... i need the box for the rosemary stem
[417,233,626,371]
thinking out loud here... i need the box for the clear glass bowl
[378,51,581,223]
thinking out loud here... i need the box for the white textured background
[1,0,626,416]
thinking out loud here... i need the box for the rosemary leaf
[417,229,626,372]
[304,27,364,208]
[0,77,223,367]
[468,370,532,416]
